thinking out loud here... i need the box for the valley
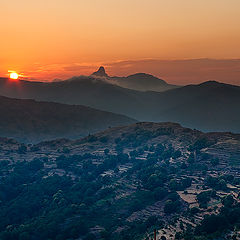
[0,122,239,239]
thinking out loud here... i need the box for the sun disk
[10,72,19,80]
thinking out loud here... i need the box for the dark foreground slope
[0,122,240,239]
[0,95,136,142]
[1,77,240,132]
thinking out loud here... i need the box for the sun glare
[10,72,19,80]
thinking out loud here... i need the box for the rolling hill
[151,81,240,132]
[0,95,136,142]
[0,76,151,119]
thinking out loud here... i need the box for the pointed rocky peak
[91,66,109,77]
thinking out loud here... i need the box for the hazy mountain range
[92,66,179,92]
[0,67,240,137]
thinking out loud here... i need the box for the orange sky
[1,0,240,84]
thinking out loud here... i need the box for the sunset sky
[1,0,240,84]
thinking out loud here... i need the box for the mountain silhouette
[110,73,179,92]
[90,66,178,92]
[91,66,109,77]
[0,76,240,132]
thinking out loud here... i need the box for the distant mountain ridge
[91,66,178,92]
[110,72,179,92]
[151,80,240,132]
[0,95,136,142]
[0,75,151,119]
[0,70,240,132]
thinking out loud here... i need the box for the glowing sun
[10,72,19,80]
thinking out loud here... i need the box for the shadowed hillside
[152,81,240,132]
[0,95,136,142]
[0,122,239,239]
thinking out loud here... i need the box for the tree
[164,200,180,214]
[196,214,228,234]
[84,233,95,240]
[210,158,219,166]
[17,145,27,154]
[173,150,182,159]
[197,191,211,206]
[222,195,235,208]
[153,187,168,201]
[104,148,110,155]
